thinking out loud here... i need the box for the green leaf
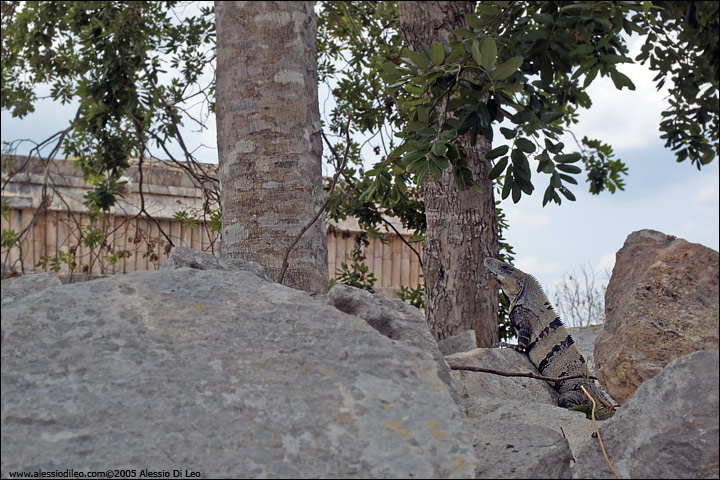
[486,144,509,160]
[471,40,483,68]
[540,111,564,123]
[404,84,423,95]
[511,149,531,179]
[453,27,475,38]
[501,170,514,199]
[406,156,428,174]
[584,65,600,88]
[402,150,426,165]
[497,81,524,93]
[601,54,633,64]
[538,160,555,173]
[556,164,582,174]
[559,186,576,201]
[514,175,534,195]
[559,173,578,184]
[532,12,554,25]
[551,171,562,188]
[542,185,554,206]
[464,13,483,30]
[555,153,581,163]
[401,47,430,70]
[516,137,536,153]
[492,57,524,81]
[571,44,595,56]
[431,141,448,156]
[382,62,400,74]
[431,154,451,170]
[480,37,497,70]
[610,70,636,91]
[430,42,445,65]
[546,140,564,154]
[488,156,508,180]
[511,181,522,203]
[500,127,516,139]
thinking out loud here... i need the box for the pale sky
[1,16,718,297]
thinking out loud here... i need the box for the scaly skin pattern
[484,258,616,419]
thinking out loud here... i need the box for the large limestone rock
[448,348,596,464]
[323,284,461,404]
[1,272,61,306]
[161,245,270,281]
[446,348,559,405]
[1,257,477,477]
[573,350,719,479]
[437,330,478,355]
[595,229,719,404]
[468,416,573,479]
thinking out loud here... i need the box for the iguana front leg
[509,305,536,352]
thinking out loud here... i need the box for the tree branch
[447,363,599,383]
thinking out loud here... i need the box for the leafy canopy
[372,1,718,206]
[2,1,215,214]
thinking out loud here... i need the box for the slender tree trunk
[398,1,499,346]
[216,1,329,294]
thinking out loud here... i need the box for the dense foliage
[368,1,718,208]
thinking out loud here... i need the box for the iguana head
[483,258,526,302]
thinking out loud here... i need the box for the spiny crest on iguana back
[484,258,615,418]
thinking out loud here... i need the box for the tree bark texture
[216,1,329,294]
[398,1,499,346]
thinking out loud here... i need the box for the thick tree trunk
[216,1,329,294]
[398,1,499,346]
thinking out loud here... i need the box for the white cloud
[561,35,671,151]
[503,204,551,228]
[515,256,564,276]
[692,182,720,208]
[594,252,616,279]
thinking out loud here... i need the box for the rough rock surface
[446,347,559,405]
[448,348,594,464]
[437,330,477,355]
[573,350,719,479]
[595,229,719,404]
[468,416,573,479]
[1,272,61,306]
[162,245,271,281]
[464,398,595,469]
[323,284,460,403]
[1,265,476,477]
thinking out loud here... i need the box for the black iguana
[484,258,616,419]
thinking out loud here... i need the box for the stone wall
[1,155,422,297]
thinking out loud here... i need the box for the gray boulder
[468,417,573,479]
[1,266,476,478]
[324,284,461,403]
[448,348,593,467]
[437,330,477,356]
[1,272,61,307]
[573,350,719,479]
[464,398,599,468]
[162,245,271,281]
[446,347,559,405]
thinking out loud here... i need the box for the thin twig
[581,385,620,479]
[277,112,354,286]
[447,363,600,383]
